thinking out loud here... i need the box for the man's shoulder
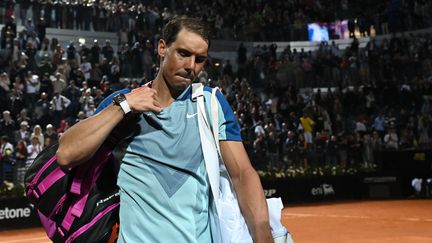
[201,85,233,110]
[181,84,217,101]
[201,85,225,100]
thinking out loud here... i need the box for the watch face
[113,93,131,114]
[114,93,126,105]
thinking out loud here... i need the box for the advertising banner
[0,197,40,230]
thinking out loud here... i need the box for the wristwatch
[113,93,131,114]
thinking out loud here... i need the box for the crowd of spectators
[223,32,432,171]
[1,0,432,42]
[1,1,432,185]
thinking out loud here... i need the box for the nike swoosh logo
[186,113,198,119]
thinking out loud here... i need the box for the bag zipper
[49,193,68,219]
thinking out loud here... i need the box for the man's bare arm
[220,141,273,243]
[56,87,161,168]
[56,104,125,167]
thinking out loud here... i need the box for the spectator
[399,127,415,150]
[383,122,399,150]
[90,39,101,65]
[75,110,87,124]
[79,56,92,81]
[0,147,14,181]
[300,111,315,144]
[9,79,25,116]
[36,17,48,42]
[101,40,114,62]
[93,89,104,108]
[253,133,267,169]
[26,31,41,50]
[0,135,14,157]
[0,111,15,140]
[79,88,94,112]
[348,133,363,165]
[54,1,63,29]
[24,18,35,37]
[109,57,121,87]
[326,135,339,165]
[373,111,386,137]
[297,133,308,168]
[0,73,11,106]
[31,124,44,147]
[417,112,431,148]
[14,139,28,168]
[314,131,327,166]
[85,103,96,118]
[34,92,52,127]
[66,42,77,62]
[16,109,32,129]
[338,134,349,168]
[355,119,367,133]
[50,92,71,127]
[283,130,297,165]
[362,133,375,167]
[52,72,67,94]
[38,54,55,76]
[24,71,40,113]
[266,129,280,169]
[44,124,58,143]
[254,120,266,137]
[39,73,54,98]
[14,119,30,143]
[142,40,155,80]
[26,136,43,166]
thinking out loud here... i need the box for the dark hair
[1,135,9,142]
[162,15,210,48]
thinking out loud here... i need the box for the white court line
[403,217,432,222]
[2,236,50,243]
[285,212,371,219]
[284,212,432,222]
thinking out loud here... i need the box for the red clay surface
[1,199,431,243]
[283,199,432,243]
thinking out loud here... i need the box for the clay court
[1,199,431,243]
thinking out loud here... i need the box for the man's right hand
[126,86,162,113]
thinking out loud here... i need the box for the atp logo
[264,189,277,197]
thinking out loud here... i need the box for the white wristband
[119,100,131,114]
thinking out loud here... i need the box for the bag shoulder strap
[210,87,221,155]
[192,83,221,155]
[209,87,235,195]
[193,83,220,207]
[193,83,235,205]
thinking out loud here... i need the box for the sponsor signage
[262,176,363,203]
[0,206,32,220]
[0,197,41,230]
[264,189,277,197]
[311,184,335,196]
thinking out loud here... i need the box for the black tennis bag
[25,141,120,243]
[25,115,139,243]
